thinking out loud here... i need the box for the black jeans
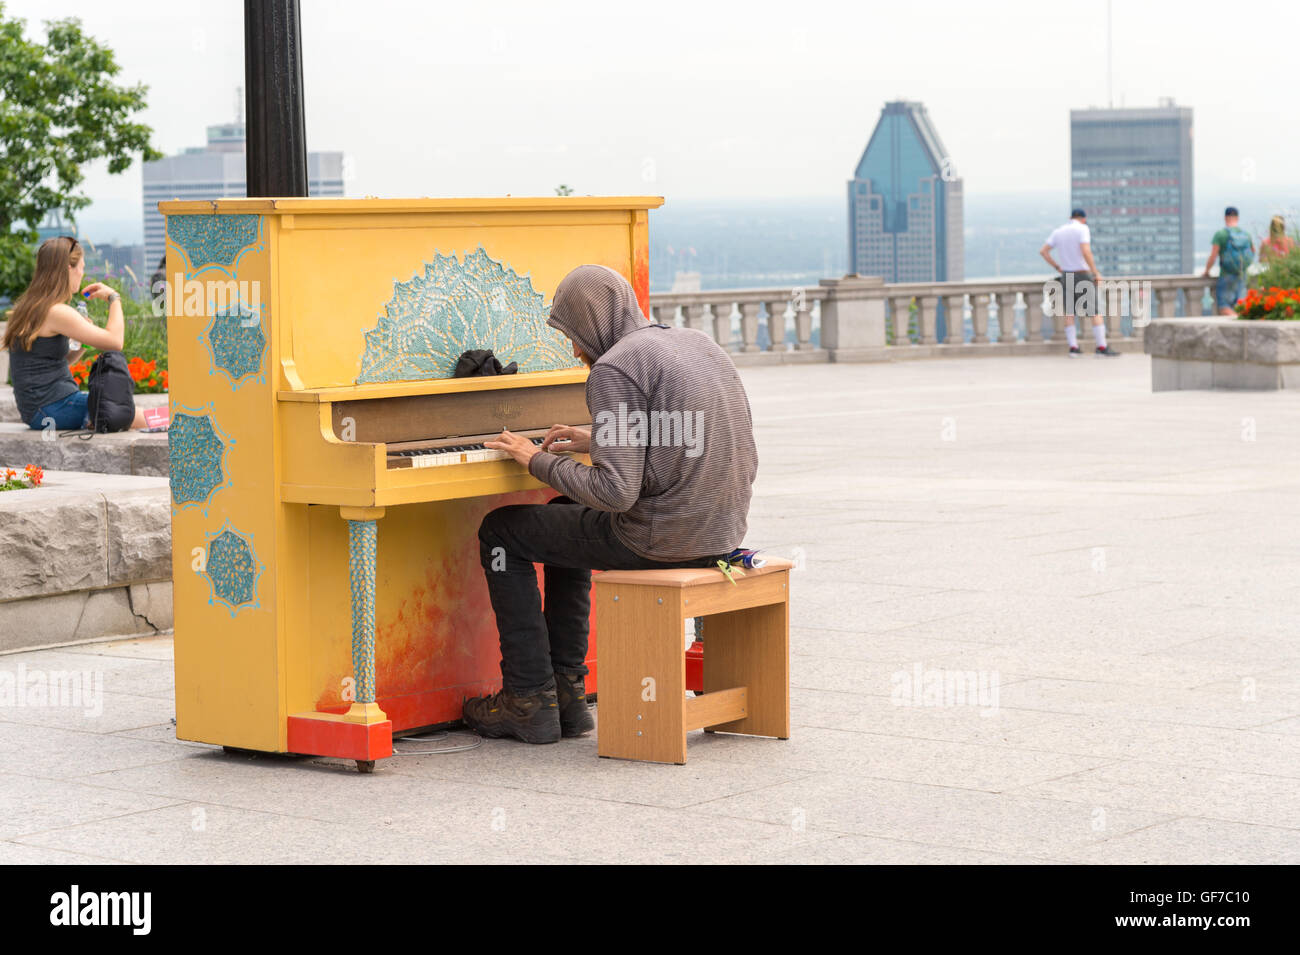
[477,496,723,694]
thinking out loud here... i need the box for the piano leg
[286,505,394,771]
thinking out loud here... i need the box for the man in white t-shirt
[1039,209,1119,357]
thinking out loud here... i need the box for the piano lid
[158,196,660,393]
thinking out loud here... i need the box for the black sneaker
[553,671,595,738]
[1095,345,1121,357]
[462,682,561,744]
[1067,346,1082,357]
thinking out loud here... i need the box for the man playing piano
[464,264,759,744]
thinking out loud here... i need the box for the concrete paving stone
[0,720,192,779]
[996,712,1300,777]
[1250,715,1300,734]
[1065,817,1300,864]
[0,647,176,700]
[0,770,181,841]
[790,652,1033,700]
[383,731,812,809]
[756,833,1052,865]
[691,772,1174,861]
[790,627,998,662]
[789,685,1059,744]
[51,759,827,864]
[1155,631,1300,671]
[10,801,528,865]
[111,721,210,748]
[995,677,1298,729]
[905,645,1270,691]
[0,689,173,735]
[1009,759,1300,829]
[0,841,129,864]
[688,724,1111,793]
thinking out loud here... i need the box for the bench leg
[595,586,688,764]
[701,593,790,739]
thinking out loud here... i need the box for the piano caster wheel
[356,759,376,774]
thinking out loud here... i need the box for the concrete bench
[0,418,169,477]
[0,469,172,652]
[1145,318,1300,391]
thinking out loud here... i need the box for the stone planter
[1144,317,1300,390]
[0,470,173,651]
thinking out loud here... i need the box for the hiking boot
[462,682,561,744]
[554,671,595,738]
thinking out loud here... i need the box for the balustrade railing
[648,274,1215,363]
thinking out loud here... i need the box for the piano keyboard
[389,436,575,469]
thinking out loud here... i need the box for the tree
[0,4,161,298]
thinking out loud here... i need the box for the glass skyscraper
[847,101,964,284]
[1070,101,1194,276]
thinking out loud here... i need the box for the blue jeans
[1216,273,1246,311]
[28,390,88,430]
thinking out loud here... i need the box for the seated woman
[2,235,146,431]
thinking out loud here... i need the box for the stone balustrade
[650,274,1216,364]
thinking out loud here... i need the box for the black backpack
[86,351,136,433]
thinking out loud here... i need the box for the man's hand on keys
[541,424,590,454]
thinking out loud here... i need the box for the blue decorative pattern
[167,214,263,275]
[168,407,232,511]
[204,301,267,387]
[202,523,263,616]
[347,520,378,704]
[356,246,580,383]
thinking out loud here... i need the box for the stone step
[1,385,169,424]
[0,469,172,651]
[0,418,169,477]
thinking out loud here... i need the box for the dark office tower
[847,101,964,283]
[1070,100,1194,276]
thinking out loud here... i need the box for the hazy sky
[8,0,1298,238]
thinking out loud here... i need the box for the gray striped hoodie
[528,265,757,561]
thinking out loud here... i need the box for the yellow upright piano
[160,196,663,771]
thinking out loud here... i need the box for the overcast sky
[9,0,1298,233]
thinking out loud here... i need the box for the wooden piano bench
[593,558,792,764]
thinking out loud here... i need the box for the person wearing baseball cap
[1203,206,1255,314]
[1040,208,1119,357]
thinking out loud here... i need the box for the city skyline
[140,120,344,269]
[5,0,1297,246]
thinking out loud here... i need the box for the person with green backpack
[1203,206,1255,314]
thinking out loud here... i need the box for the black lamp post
[244,0,308,198]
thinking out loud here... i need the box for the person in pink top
[1259,215,1296,264]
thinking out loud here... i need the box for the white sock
[1065,323,1078,348]
[1093,324,1107,348]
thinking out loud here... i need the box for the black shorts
[1054,270,1097,318]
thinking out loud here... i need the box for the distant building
[670,271,701,293]
[847,101,964,284]
[1070,100,1194,276]
[142,121,345,270]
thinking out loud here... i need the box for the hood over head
[547,265,648,362]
